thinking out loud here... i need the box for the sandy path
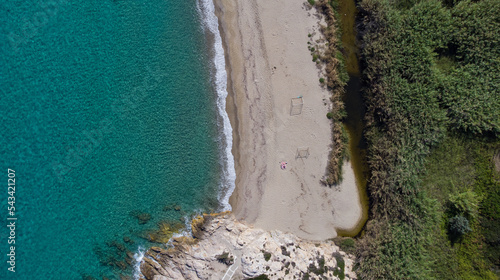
[216,0,363,240]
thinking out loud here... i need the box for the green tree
[449,215,471,237]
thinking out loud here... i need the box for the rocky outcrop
[139,213,356,280]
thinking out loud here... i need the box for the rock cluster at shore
[140,213,356,280]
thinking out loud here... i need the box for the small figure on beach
[280,161,288,170]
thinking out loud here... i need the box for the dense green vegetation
[314,0,351,185]
[354,0,500,278]
[422,137,500,278]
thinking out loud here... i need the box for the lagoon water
[0,0,233,279]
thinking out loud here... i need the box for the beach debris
[296,147,310,159]
[290,96,304,115]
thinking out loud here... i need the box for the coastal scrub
[314,0,350,185]
[355,0,500,278]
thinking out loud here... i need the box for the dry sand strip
[216,0,363,240]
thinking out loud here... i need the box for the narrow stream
[335,0,369,237]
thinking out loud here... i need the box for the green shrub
[308,256,326,275]
[449,215,472,237]
[448,190,481,220]
[333,253,345,280]
[338,238,356,254]
[307,0,315,6]
[248,275,270,280]
[326,112,333,119]
[215,251,234,265]
[319,77,325,84]
[262,251,271,261]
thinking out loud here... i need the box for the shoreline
[213,0,242,215]
[197,0,236,211]
[215,0,364,240]
[139,213,358,279]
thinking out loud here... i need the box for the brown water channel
[335,0,369,237]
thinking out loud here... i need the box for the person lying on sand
[280,161,288,170]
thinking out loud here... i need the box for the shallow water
[336,0,369,237]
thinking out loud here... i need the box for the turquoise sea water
[0,0,232,279]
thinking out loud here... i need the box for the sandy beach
[215,0,363,240]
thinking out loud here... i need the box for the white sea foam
[133,246,146,280]
[165,212,199,248]
[133,213,206,278]
[197,0,236,211]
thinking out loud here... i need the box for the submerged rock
[139,221,186,244]
[139,213,356,280]
[163,203,182,212]
[123,236,134,244]
[130,210,152,225]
